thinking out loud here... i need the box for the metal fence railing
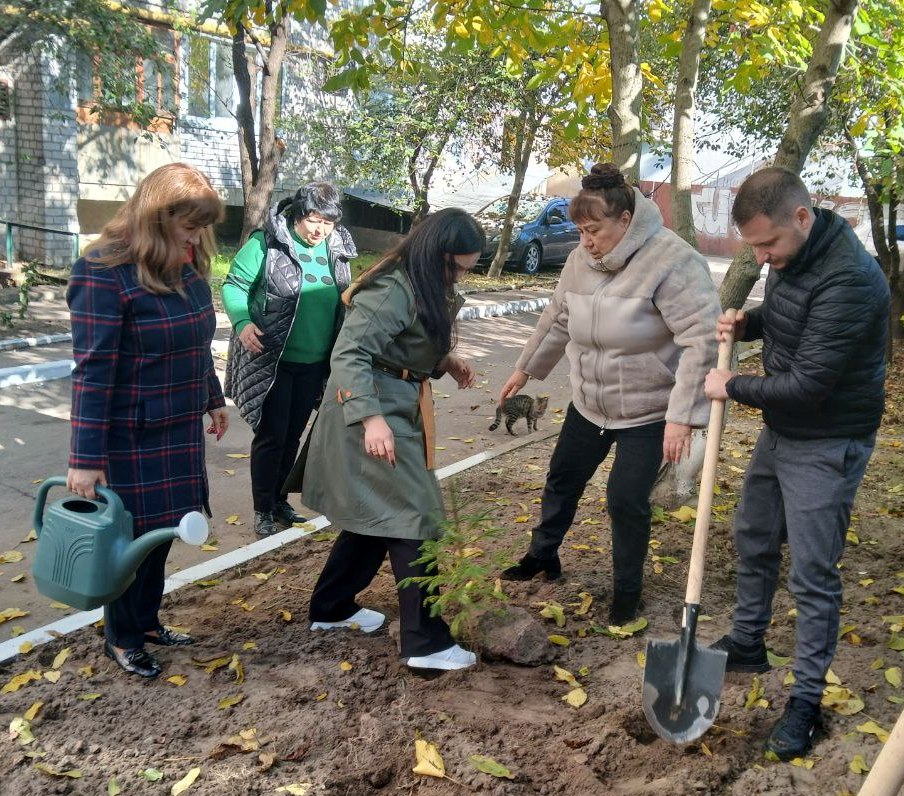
[2,220,80,267]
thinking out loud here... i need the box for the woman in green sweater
[223,183,356,537]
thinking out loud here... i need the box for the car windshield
[477,197,550,224]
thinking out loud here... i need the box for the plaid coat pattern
[68,257,225,535]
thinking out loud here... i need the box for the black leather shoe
[104,641,162,678]
[609,590,645,625]
[709,634,771,673]
[144,626,195,646]
[273,500,306,528]
[500,553,562,581]
[254,511,279,537]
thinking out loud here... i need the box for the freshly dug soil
[2,354,904,796]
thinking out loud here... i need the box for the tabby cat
[489,394,549,435]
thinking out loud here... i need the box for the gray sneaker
[254,511,279,537]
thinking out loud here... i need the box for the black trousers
[251,360,326,513]
[104,538,172,649]
[309,531,455,658]
[529,403,665,594]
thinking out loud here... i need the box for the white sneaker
[405,644,476,671]
[310,608,385,633]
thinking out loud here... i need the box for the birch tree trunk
[718,0,860,310]
[600,0,642,181]
[670,0,712,248]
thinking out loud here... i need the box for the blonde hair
[87,163,224,294]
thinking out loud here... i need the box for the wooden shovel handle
[684,309,736,606]
[857,705,904,796]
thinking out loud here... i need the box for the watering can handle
[32,476,123,536]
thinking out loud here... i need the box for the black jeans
[104,538,172,649]
[251,360,326,513]
[529,403,665,593]
[309,531,455,658]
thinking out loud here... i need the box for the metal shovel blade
[642,632,727,744]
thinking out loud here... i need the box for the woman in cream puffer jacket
[499,163,721,625]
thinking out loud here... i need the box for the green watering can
[32,476,209,611]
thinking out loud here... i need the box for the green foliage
[2,0,165,125]
[398,484,514,644]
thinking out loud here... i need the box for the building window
[0,81,10,121]
[75,25,177,125]
[187,36,235,119]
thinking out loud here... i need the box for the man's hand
[716,309,746,343]
[705,368,734,401]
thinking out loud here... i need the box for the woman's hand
[716,309,746,343]
[362,415,395,467]
[663,422,692,463]
[499,370,529,406]
[207,408,229,440]
[67,468,107,500]
[441,354,477,389]
[238,323,264,354]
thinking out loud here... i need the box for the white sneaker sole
[310,608,385,634]
[405,648,477,671]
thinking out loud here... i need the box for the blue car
[476,196,580,275]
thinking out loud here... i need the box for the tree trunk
[488,101,541,279]
[670,0,711,248]
[235,13,290,244]
[600,0,642,182]
[718,0,860,310]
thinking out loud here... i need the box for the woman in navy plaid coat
[66,163,229,678]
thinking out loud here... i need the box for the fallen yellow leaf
[9,716,35,745]
[23,701,43,720]
[562,687,587,708]
[218,694,245,710]
[553,666,579,687]
[339,661,353,671]
[18,641,34,654]
[2,670,43,693]
[849,754,870,774]
[51,648,72,670]
[856,720,890,742]
[43,671,61,683]
[226,453,250,458]
[885,666,902,688]
[167,675,188,686]
[49,601,70,609]
[170,766,201,795]
[468,753,514,779]
[34,762,82,778]
[275,786,313,795]
[78,693,102,701]
[669,505,697,522]
[0,607,29,624]
[10,574,25,583]
[0,551,25,563]
[547,635,570,646]
[412,739,445,778]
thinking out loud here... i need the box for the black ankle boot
[501,553,562,582]
[609,589,644,625]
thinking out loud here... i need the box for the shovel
[857,704,904,796]
[642,309,736,744]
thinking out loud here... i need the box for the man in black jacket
[704,167,890,761]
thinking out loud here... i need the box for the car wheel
[521,242,542,275]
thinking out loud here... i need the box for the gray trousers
[730,426,874,703]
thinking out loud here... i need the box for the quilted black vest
[224,206,355,430]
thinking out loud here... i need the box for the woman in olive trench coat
[297,208,485,672]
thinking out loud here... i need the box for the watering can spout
[118,511,209,583]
